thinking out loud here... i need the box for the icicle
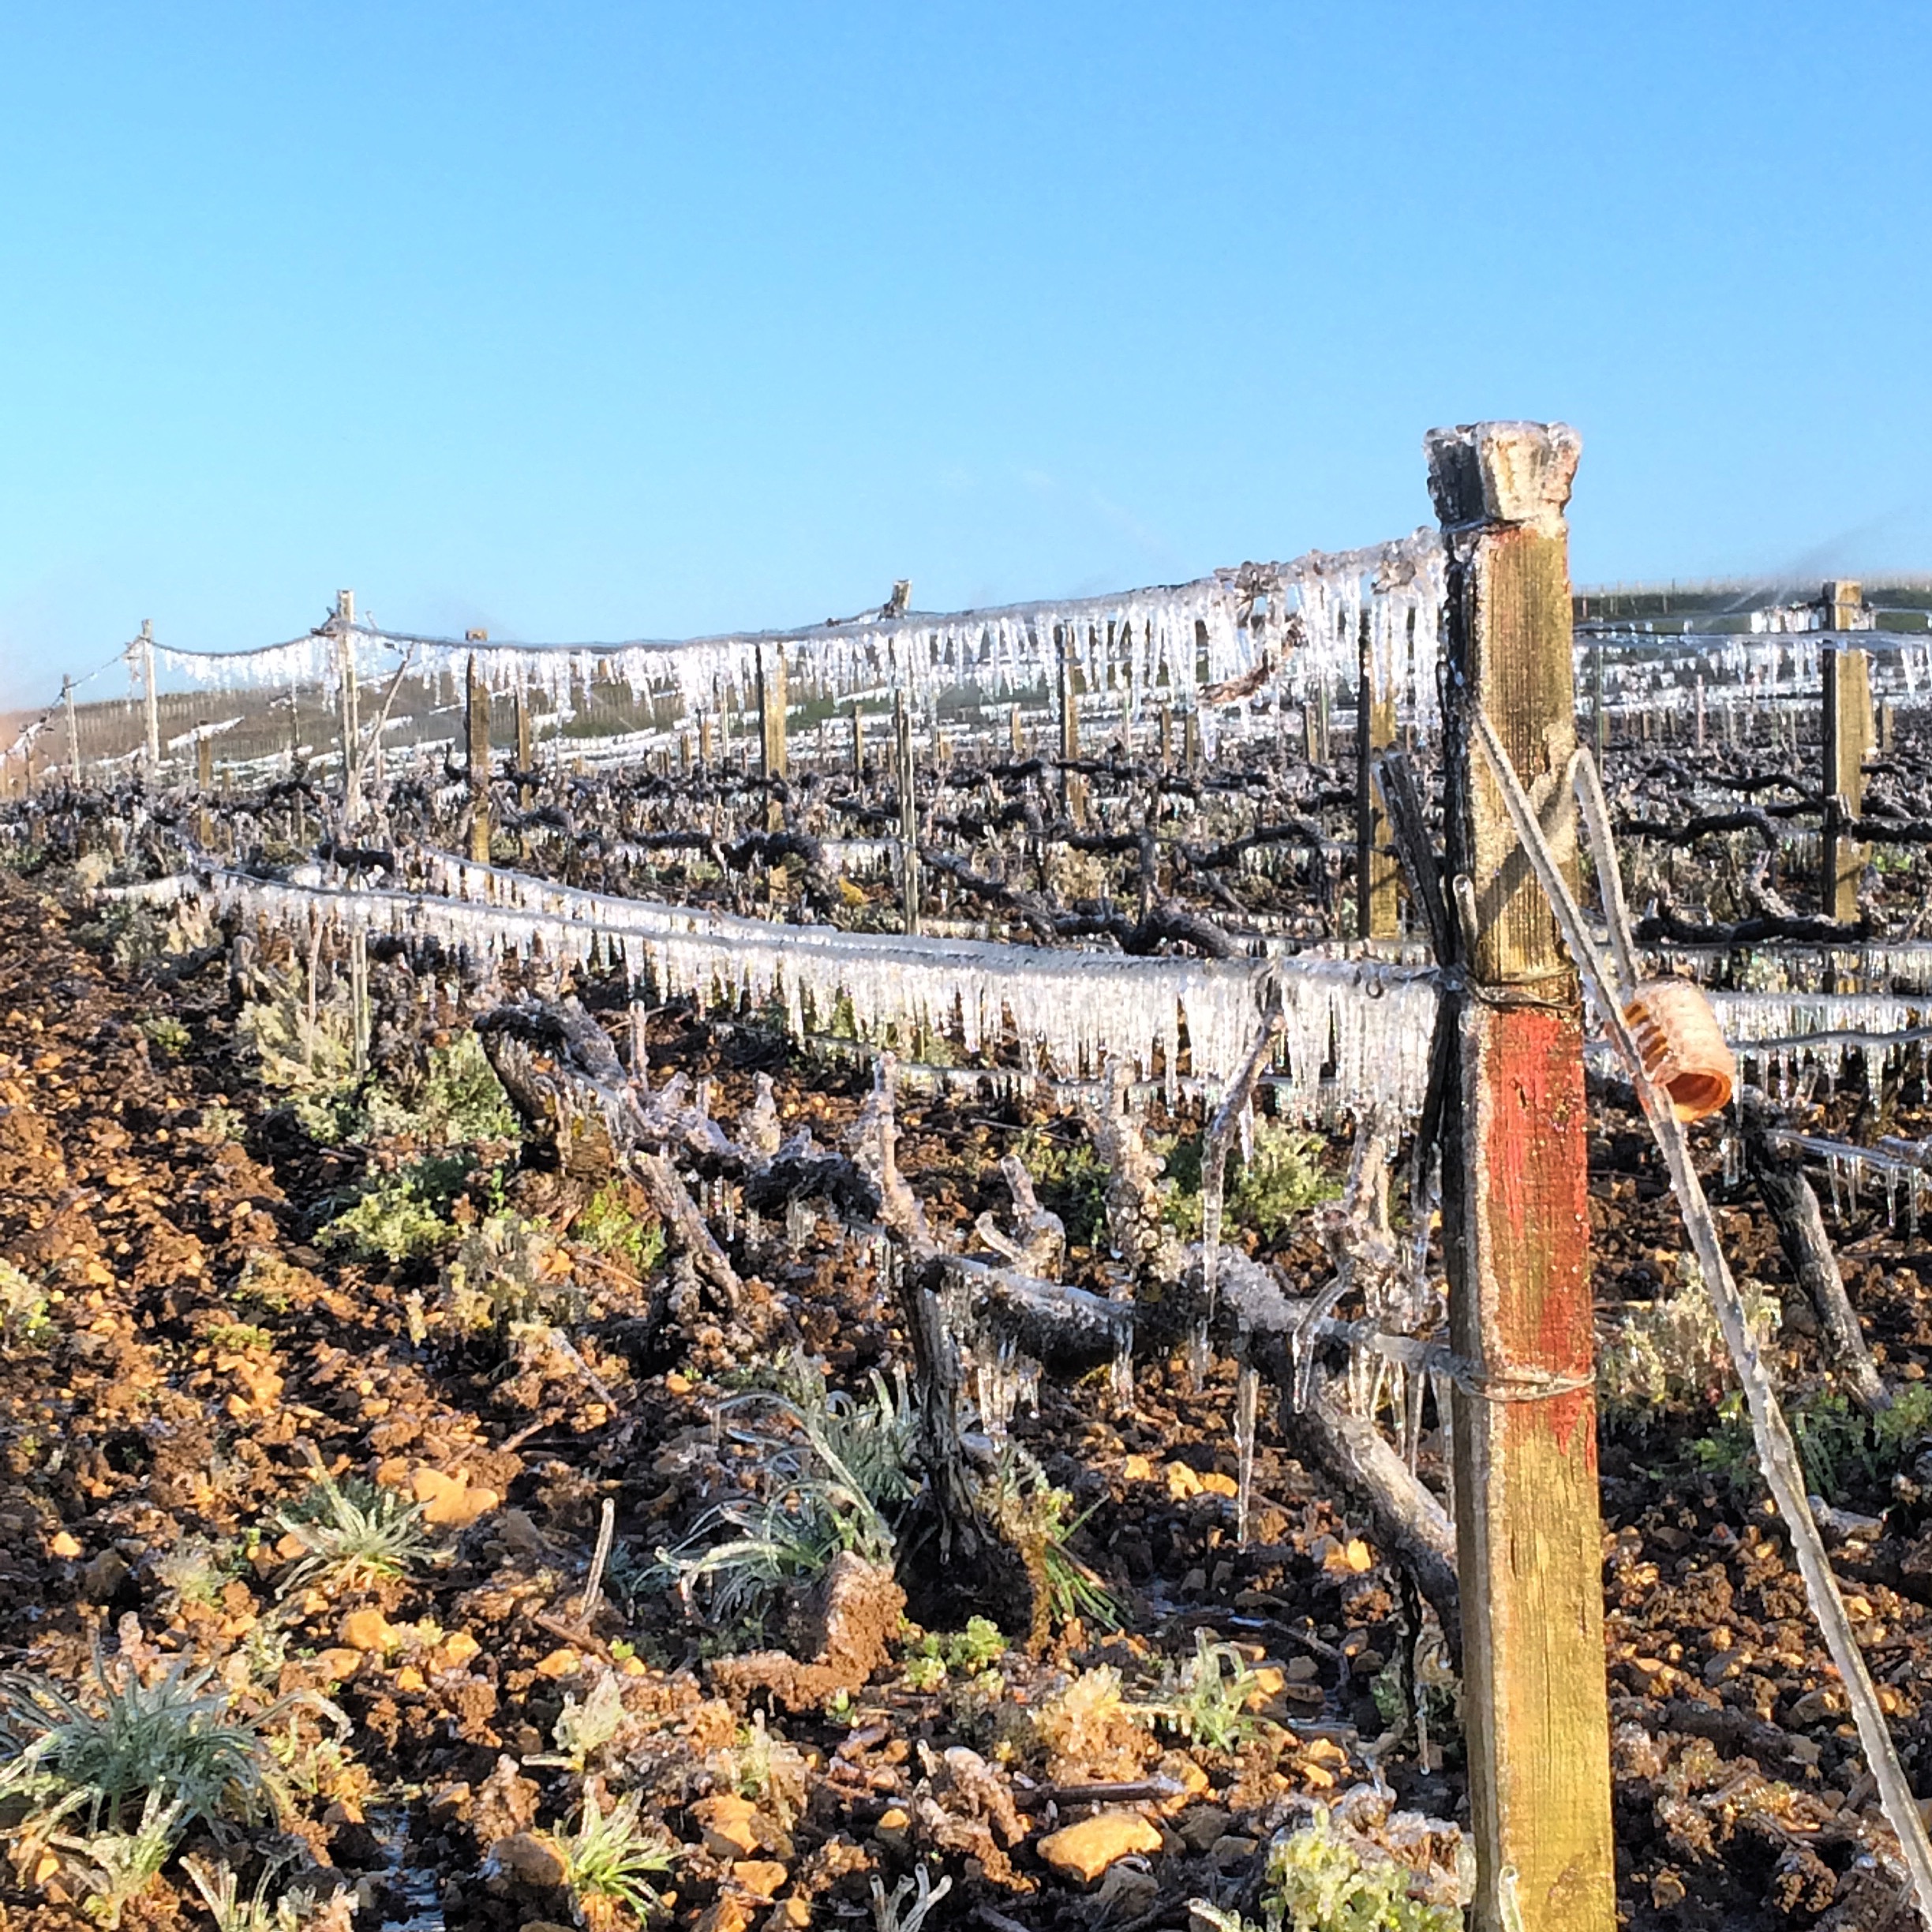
[1234,1361,1260,1546]
[1110,1323,1135,1412]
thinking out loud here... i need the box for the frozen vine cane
[1473,708,1932,1928]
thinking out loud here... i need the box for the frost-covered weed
[436,1211,581,1335]
[275,1468,437,1593]
[1143,1630,1262,1750]
[316,1151,470,1264]
[46,1789,184,1929]
[0,1259,53,1352]
[1598,1264,1780,1419]
[0,1654,282,1838]
[871,1866,953,1932]
[1193,1807,1464,1932]
[656,1357,913,1625]
[554,1785,677,1919]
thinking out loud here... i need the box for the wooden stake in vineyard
[196,721,214,845]
[1822,645,1872,923]
[894,689,920,935]
[1428,420,1615,1932]
[1356,609,1398,938]
[466,652,492,864]
[335,591,361,825]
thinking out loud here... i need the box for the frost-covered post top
[1423,421,1580,537]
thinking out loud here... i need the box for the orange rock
[697,1792,763,1859]
[48,1531,80,1559]
[437,1631,482,1670]
[412,1465,500,1528]
[534,1646,582,1679]
[314,1647,365,1682]
[732,1860,788,1900]
[1164,1462,1203,1501]
[394,1665,426,1693]
[1038,1811,1163,1884]
[341,1608,397,1652]
[1197,1471,1239,1499]
[1121,1454,1156,1482]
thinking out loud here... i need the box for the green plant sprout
[554,1785,678,1920]
[274,1466,438,1593]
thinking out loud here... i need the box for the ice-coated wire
[1477,710,1932,1929]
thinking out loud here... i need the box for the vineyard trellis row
[21,423,1932,1931]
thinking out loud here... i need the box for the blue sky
[2,1,1928,707]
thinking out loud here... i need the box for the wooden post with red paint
[1428,421,1614,1932]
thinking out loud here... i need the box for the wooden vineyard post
[758,643,788,830]
[1822,646,1871,923]
[514,672,534,807]
[1009,702,1024,760]
[1428,421,1614,1932]
[139,620,161,777]
[1059,641,1088,826]
[62,676,80,784]
[894,690,920,935]
[1356,610,1399,938]
[699,712,714,769]
[1159,700,1173,770]
[466,653,492,864]
[1184,706,1200,770]
[335,590,361,825]
[196,723,214,844]
[1590,634,1606,759]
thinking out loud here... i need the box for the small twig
[578,1496,616,1623]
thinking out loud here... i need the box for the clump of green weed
[0,1260,53,1352]
[552,1785,677,1921]
[141,1015,191,1057]
[274,1467,438,1593]
[1691,1380,1932,1505]
[1229,1120,1338,1241]
[983,1447,1118,1631]
[365,1032,518,1145]
[1142,1630,1262,1751]
[206,1321,274,1354]
[436,1211,580,1335]
[1160,1118,1337,1244]
[1192,1806,1463,1932]
[656,1358,913,1627]
[1599,1264,1780,1422]
[0,1653,286,1839]
[316,1151,470,1264]
[904,1616,1006,1684]
[571,1181,667,1275]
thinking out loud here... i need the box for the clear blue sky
[3,1,1928,708]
